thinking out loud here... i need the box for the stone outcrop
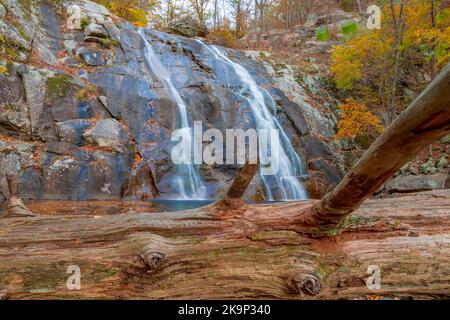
[386,173,449,193]
[239,9,362,52]
[0,0,343,201]
[167,16,208,38]
[83,118,129,150]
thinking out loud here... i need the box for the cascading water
[196,40,308,200]
[139,29,205,199]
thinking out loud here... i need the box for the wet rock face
[0,0,343,200]
[80,51,105,66]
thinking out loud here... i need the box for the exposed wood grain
[0,190,449,299]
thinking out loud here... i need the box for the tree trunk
[389,0,405,122]
[356,0,362,13]
[236,0,242,36]
[0,190,449,299]
[431,0,437,79]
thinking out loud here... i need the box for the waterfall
[196,40,308,200]
[139,29,205,199]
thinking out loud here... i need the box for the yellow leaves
[403,0,429,25]
[335,99,384,141]
[0,65,9,76]
[332,0,450,94]
[206,27,237,48]
[331,44,362,90]
[413,25,450,66]
[403,1,450,67]
[92,0,149,26]
[331,30,387,91]
[127,8,148,27]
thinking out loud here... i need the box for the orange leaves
[206,27,237,48]
[335,99,384,141]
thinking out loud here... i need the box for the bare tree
[430,0,437,78]
[189,0,210,25]
[213,0,219,28]
[389,0,405,122]
[355,0,362,13]
[228,0,245,36]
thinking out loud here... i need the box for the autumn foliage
[335,99,384,141]
[330,0,450,121]
[206,27,237,48]
[92,0,152,27]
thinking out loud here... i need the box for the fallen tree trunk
[307,63,450,226]
[1,58,449,302]
[0,190,449,299]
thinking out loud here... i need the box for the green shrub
[316,27,330,42]
[341,22,358,39]
[80,16,90,30]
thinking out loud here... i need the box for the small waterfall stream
[196,40,308,200]
[139,29,205,199]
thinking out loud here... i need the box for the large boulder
[304,10,355,28]
[55,119,91,145]
[386,174,449,193]
[84,23,108,38]
[78,0,111,17]
[0,103,31,136]
[83,119,129,150]
[167,17,208,38]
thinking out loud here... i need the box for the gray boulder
[386,174,449,193]
[0,103,31,136]
[0,68,25,105]
[103,21,122,42]
[78,0,111,17]
[84,23,108,38]
[167,17,208,38]
[55,119,91,145]
[83,119,129,149]
[304,14,318,27]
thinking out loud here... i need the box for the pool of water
[24,200,214,215]
[24,199,288,215]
